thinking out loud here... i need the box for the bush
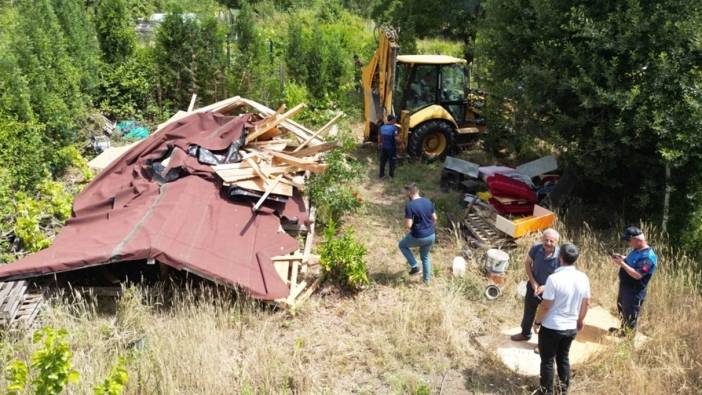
[306,131,362,223]
[319,220,369,290]
[93,357,129,395]
[3,327,81,395]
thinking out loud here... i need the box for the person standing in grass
[610,225,657,335]
[533,243,590,395]
[378,114,400,178]
[511,229,561,343]
[399,182,437,283]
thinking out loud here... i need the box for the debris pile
[442,155,559,248]
[0,96,339,311]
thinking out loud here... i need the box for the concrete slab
[475,306,648,376]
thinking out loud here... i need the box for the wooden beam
[246,103,306,144]
[231,177,293,197]
[268,150,327,173]
[293,113,343,153]
[187,93,197,112]
[289,142,337,158]
[302,206,317,264]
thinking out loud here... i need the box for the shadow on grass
[369,268,411,287]
[461,356,535,394]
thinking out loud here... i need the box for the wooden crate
[495,205,556,238]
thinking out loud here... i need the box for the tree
[478,0,702,244]
[52,0,102,96]
[11,0,84,145]
[95,0,136,64]
[155,12,227,110]
[372,0,482,54]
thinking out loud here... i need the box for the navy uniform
[617,228,657,330]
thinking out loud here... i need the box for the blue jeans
[398,233,435,282]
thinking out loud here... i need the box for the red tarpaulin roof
[0,112,308,300]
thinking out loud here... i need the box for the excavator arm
[362,27,399,142]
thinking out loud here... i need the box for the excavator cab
[362,29,486,160]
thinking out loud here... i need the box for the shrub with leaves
[11,179,74,256]
[307,131,362,223]
[319,220,369,290]
[16,327,80,395]
[4,360,29,395]
[93,357,129,395]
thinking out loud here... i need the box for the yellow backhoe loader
[362,28,487,160]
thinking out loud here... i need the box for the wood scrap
[253,174,284,211]
[246,103,306,144]
[293,112,343,153]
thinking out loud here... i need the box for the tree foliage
[372,0,482,54]
[478,0,702,242]
[154,12,226,111]
[95,0,137,64]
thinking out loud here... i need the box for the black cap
[622,226,643,241]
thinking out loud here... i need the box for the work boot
[510,333,530,341]
[408,267,420,276]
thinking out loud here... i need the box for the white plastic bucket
[486,249,510,273]
[452,256,467,278]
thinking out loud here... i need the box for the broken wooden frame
[0,280,45,330]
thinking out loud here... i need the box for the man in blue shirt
[398,182,437,283]
[610,226,657,334]
[378,114,399,178]
[511,229,561,342]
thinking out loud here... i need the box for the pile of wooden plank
[208,102,339,210]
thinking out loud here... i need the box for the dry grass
[1,142,701,394]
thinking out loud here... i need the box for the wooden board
[289,142,337,158]
[88,142,141,173]
[268,150,327,173]
[215,166,292,183]
[229,177,293,197]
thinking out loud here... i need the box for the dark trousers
[379,148,396,178]
[538,326,577,395]
[617,285,646,330]
[520,283,542,338]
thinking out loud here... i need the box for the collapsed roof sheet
[0,112,308,300]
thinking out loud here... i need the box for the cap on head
[404,182,418,195]
[559,243,579,265]
[622,226,644,241]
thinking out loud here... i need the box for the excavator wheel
[408,120,455,161]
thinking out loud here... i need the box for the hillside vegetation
[1,0,701,394]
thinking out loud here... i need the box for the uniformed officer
[610,225,657,334]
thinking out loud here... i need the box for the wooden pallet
[0,280,44,329]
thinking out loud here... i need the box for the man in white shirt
[533,243,590,395]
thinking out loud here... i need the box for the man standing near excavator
[378,114,400,178]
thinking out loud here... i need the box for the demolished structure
[0,96,337,326]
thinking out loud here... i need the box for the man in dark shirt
[511,229,561,342]
[610,226,657,334]
[378,114,399,178]
[398,182,437,283]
